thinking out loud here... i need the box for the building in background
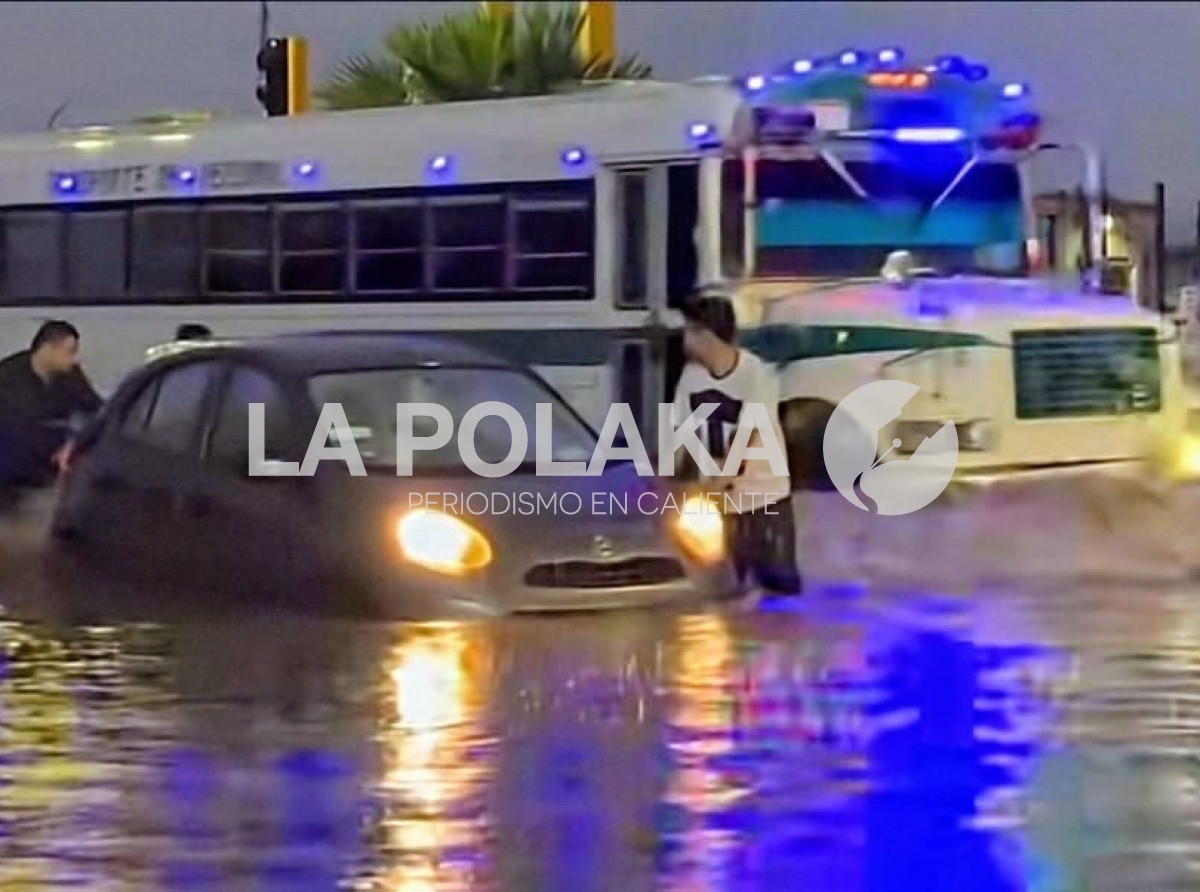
[1033,191,1160,307]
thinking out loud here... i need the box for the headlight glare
[397,511,493,575]
[674,493,725,563]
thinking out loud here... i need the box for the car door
[190,362,318,602]
[89,358,220,587]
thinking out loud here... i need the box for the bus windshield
[723,147,1026,280]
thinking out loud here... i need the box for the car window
[207,366,294,473]
[306,366,596,471]
[135,362,216,454]
[119,378,160,439]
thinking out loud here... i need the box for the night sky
[2,1,1195,240]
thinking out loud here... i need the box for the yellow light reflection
[0,623,137,890]
[659,613,744,890]
[1174,433,1200,479]
[374,622,496,890]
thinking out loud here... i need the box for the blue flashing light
[935,54,965,74]
[745,73,767,91]
[292,160,318,180]
[686,122,717,146]
[964,64,988,82]
[893,127,966,144]
[838,49,862,67]
[174,166,197,186]
[791,58,814,75]
[425,154,454,183]
[53,173,79,195]
[561,146,587,167]
[1002,82,1027,99]
[877,47,902,65]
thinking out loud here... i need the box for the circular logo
[823,380,959,516]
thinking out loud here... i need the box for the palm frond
[386,8,513,102]
[317,2,651,110]
[314,53,412,110]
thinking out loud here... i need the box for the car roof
[143,330,523,377]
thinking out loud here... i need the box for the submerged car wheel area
[48,332,742,619]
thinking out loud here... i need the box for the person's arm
[64,366,103,415]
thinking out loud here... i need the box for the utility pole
[481,1,616,62]
[579,1,616,63]
[1153,182,1165,312]
[481,2,513,17]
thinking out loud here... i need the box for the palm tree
[315,3,652,110]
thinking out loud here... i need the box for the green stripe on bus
[283,323,996,367]
[427,328,644,365]
[740,323,998,363]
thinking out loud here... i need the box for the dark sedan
[49,332,736,618]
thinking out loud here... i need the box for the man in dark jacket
[0,320,103,488]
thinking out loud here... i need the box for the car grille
[524,556,686,589]
[1012,328,1161,420]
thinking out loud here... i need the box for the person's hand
[51,442,73,474]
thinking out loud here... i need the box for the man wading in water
[672,292,801,596]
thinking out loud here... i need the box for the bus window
[511,188,592,298]
[666,163,699,308]
[203,206,272,296]
[353,200,426,295]
[3,211,63,301]
[67,210,127,300]
[132,207,201,297]
[429,195,506,295]
[279,204,347,296]
[616,170,649,308]
[613,339,649,441]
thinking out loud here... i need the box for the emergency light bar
[893,127,966,144]
[867,71,930,89]
[734,46,1039,152]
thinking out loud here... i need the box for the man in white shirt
[673,293,800,596]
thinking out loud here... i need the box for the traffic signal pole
[256,35,309,116]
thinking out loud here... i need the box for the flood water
[1,471,1200,889]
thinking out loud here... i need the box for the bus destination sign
[50,161,286,198]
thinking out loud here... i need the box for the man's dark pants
[0,423,68,492]
[724,495,802,595]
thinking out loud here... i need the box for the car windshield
[306,366,598,473]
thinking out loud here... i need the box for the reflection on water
[373,622,496,890]
[0,585,1196,887]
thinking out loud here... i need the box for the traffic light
[256,36,309,117]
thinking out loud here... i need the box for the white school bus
[0,47,1185,481]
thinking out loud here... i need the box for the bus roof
[0,79,744,208]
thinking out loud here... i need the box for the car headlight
[959,419,994,452]
[895,418,993,452]
[397,511,493,575]
[674,494,725,563]
[1173,433,1200,479]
